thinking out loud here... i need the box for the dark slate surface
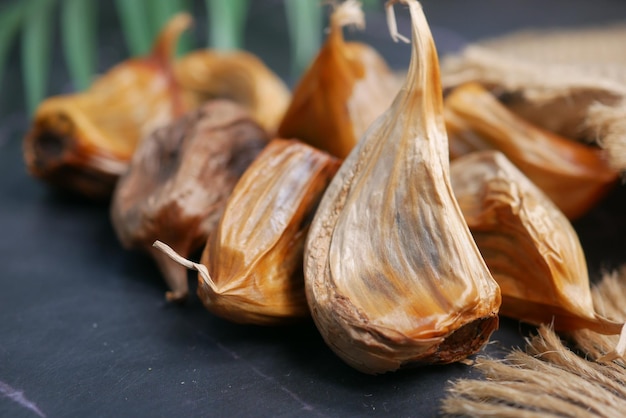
[2,1,626,417]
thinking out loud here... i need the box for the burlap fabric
[441,24,626,171]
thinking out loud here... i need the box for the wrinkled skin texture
[111,100,268,301]
[304,1,500,375]
[451,150,623,336]
[198,139,340,325]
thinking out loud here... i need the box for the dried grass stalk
[441,267,626,417]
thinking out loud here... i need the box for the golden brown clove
[23,14,193,200]
[111,100,269,301]
[445,82,619,219]
[450,150,626,359]
[303,0,501,374]
[277,0,399,158]
[155,139,340,324]
[175,49,291,135]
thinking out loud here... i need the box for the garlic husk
[23,14,193,200]
[304,0,501,374]
[194,139,340,325]
[445,82,619,220]
[277,0,399,158]
[451,150,624,341]
[175,50,291,135]
[111,100,268,301]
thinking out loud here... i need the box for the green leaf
[150,0,194,55]
[0,1,28,88]
[205,0,249,50]
[114,0,152,56]
[284,0,322,77]
[22,0,56,115]
[361,0,381,10]
[61,0,97,91]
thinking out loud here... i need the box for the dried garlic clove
[445,82,619,220]
[175,50,291,135]
[111,100,268,301]
[155,139,340,324]
[277,0,399,158]
[450,150,625,350]
[304,0,501,374]
[23,14,193,200]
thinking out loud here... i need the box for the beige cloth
[441,24,626,171]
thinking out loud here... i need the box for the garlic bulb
[23,14,193,200]
[277,0,399,158]
[175,50,291,135]
[304,0,501,374]
[451,150,625,350]
[154,139,339,324]
[111,100,268,301]
[445,82,618,219]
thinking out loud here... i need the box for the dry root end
[385,0,412,43]
[152,240,216,291]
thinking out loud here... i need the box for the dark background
[2,1,626,417]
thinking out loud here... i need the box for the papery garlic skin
[451,150,624,336]
[278,0,398,159]
[111,100,268,301]
[445,82,618,220]
[304,0,500,374]
[175,50,291,135]
[23,14,193,200]
[197,139,340,325]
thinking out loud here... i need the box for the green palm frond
[61,0,97,90]
[284,0,323,77]
[22,0,56,115]
[1,0,384,116]
[205,0,249,50]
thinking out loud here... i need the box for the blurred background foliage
[0,0,381,115]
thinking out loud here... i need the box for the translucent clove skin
[445,82,619,220]
[450,150,624,336]
[111,100,269,301]
[196,139,340,325]
[23,14,193,200]
[175,50,291,135]
[304,0,501,375]
[277,0,399,159]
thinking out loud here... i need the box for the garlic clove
[111,100,268,301]
[445,82,619,219]
[175,50,291,135]
[197,139,340,324]
[304,0,501,374]
[154,139,339,324]
[23,13,193,200]
[451,150,624,343]
[277,0,399,158]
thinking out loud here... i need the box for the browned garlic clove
[175,50,291,135]
[445,82,619,220]
[303,0,501,374]
[111,100,269,301]
[23,14,193,200]
[277,0,399,158]
[155,139,340,324]
[450,149,626,359]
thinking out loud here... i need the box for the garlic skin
[304,0,500,374]
[23,14,193,200]
[196,139,340,325]
[111,100,268,301]
[445,82,618,220]
[175,50,291,135]
[277,0,399,158]
[451,150,624,337]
